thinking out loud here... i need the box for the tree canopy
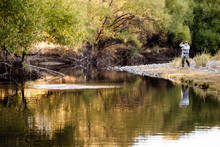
[0,0,219,55]
[0,0,41,55]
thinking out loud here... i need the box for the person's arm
[179,42,184,47]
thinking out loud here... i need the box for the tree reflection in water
[0,70,220,146]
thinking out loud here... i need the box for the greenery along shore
[0,0,219,81]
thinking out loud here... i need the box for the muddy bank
[112,61,220,95]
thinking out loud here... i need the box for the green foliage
[0,0,41,55]
[165,0,193,43]
[191,0,220,54]
[40,0,170,50]
[165,0,219,54]
[0,0,219,55]
[41,0,89,48]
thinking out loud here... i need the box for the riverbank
[113,60,220,96]
[1,40,175,82]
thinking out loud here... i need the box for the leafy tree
[0,0,42,56]
[165,0,193,43]
[1,0,219,58]
[41,0,171,51]
[191,0,220,54]
[41,0,88,48]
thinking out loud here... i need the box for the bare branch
[113,15,135,31]
[96,0,114,41]
[108,13,132,28]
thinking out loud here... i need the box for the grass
[172,57,193,67]
[172,51,220,68]
[172,57,181,67]
[212,50,220,61]
[193,53,211,67]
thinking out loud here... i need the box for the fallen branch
[27,64,65,79]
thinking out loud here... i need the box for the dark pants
[182,54,190,67]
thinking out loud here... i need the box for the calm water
[0,67,220,147]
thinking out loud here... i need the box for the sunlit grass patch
[172,57,182,67]
[193,53,211,67]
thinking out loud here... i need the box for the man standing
[179,41,190,67]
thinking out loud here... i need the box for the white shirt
[180,43,190,54]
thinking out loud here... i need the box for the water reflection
[0,68,220,146]
[179,85,189,108]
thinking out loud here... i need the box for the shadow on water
[0,67,220,146]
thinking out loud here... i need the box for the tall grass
[172,52,219,68]
[172,57,193,67]
[212,50,220,61]
[172,57,182,67]
[193,53,211,67]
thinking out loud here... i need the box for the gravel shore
[112,60,220,93]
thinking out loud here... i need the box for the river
[0,66,220,147]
